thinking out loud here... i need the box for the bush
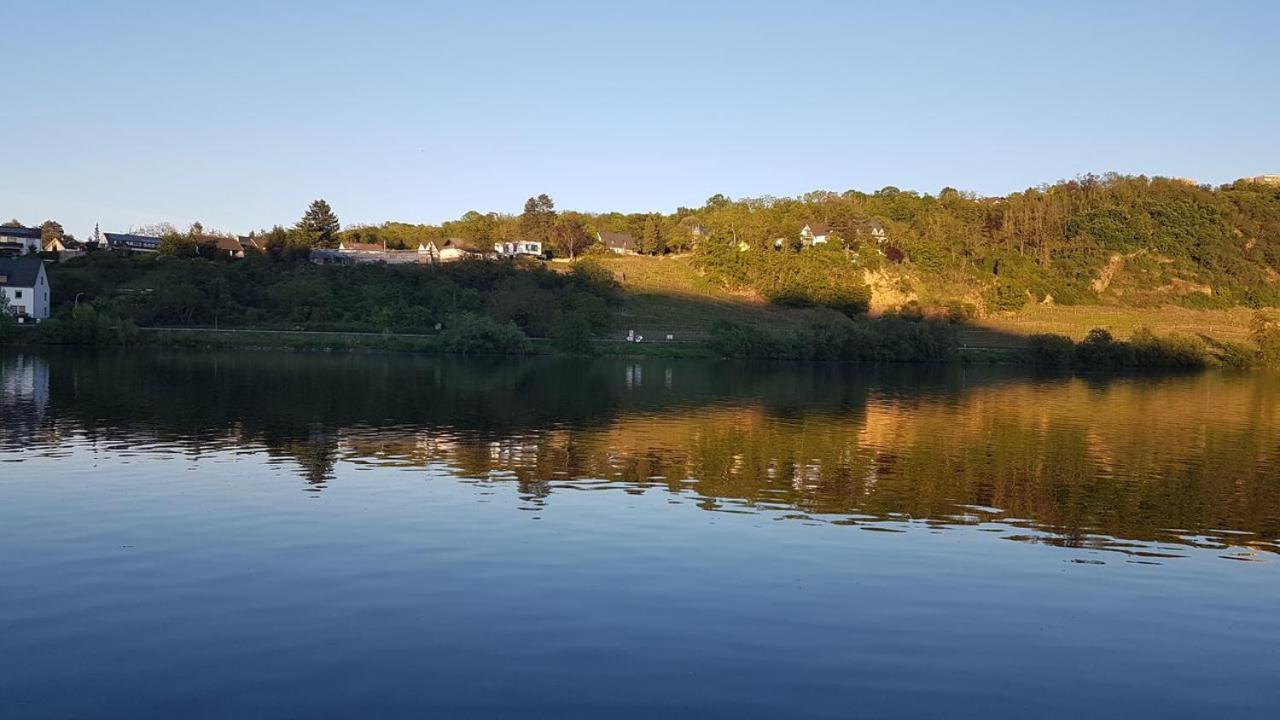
[46,255,618,350]
[33,305,139,346]
[1218,341,1261,370]
[1026,334,1075,367]
[438,313,530,354]
[1129,327,1209,368]
[552,311,595,355]
[708,318,957,363]
[708,321,770,359]
[1075,328,1135,368]
[945,301,978,324]
[1253,312,1280,368]
[0,293,15,344]
[987,280,1029,311]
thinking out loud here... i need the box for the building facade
[0,257,51,321]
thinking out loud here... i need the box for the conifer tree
[296,199,340,247]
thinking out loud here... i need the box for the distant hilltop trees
[11,172,1280,314]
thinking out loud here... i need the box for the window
[14,290,22,299]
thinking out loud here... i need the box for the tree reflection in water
[3,349,1278,557]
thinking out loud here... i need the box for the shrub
[33,305,139,346]
[438,313,530,354]
[1026,334,1075,367]
[987,280,1028,311]
[707,318,957,363]
[708,321,770,359]
[1252,312,1280,368]
[945,301,978,324]
[1129,327,1209,368]
[1218,341,1261,370]
[552,311,595,355]
[1074,328,1135,368]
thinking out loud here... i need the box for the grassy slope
[584,255,850,341]
[580,255,1261,349]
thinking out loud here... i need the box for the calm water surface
[2,350,1279,718]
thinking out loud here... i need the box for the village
[1,215,900,327]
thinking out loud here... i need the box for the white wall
[0,234,41,253]
[1,265,50,320]
[33,264,50,319]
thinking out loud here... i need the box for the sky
[2,0,1277,238]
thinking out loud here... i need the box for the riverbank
[9,319,1276,371]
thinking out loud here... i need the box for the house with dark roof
[209,235,245,259]
[0,257,51,321]
[104,232,162,253]
[0,226,43,255]
[799,222,830,246]
[853,218,888,244]
[598,231,636,255]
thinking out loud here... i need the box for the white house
[419,238,479,263]
[494,240,543,258]
[0,225,43,255]
[0,257,51,322]
[799,222,830,246]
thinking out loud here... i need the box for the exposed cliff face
[863,268,917,314]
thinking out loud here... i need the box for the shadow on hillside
[603,287,1039,352]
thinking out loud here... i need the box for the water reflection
[3,350,1278,559]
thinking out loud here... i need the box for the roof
[598,231,635,250]
[803,222,830,236]
[441,237,481,251]
[340,242,383,252]
[104,232,162,249]
[212,236,242,253]
[0,225,42,240]
[0,257,45,288]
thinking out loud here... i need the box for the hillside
[589,255,1264,351]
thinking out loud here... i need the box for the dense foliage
[682,176,1280,312]
[1025,316,1280,369]
[708,317,959,362]
[46,253,619,346]
[262,175,1280,315]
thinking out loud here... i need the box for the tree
[158,230,198,258]
[133,222,180,237]
[40,220,65,247]
[0,292,13,343]
[520,194,557,246]
[554,216,590,259]
[640,214,662,254]
[704,194,732,210]
[296,199,340,247]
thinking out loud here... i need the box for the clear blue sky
[3,0,1277,238]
